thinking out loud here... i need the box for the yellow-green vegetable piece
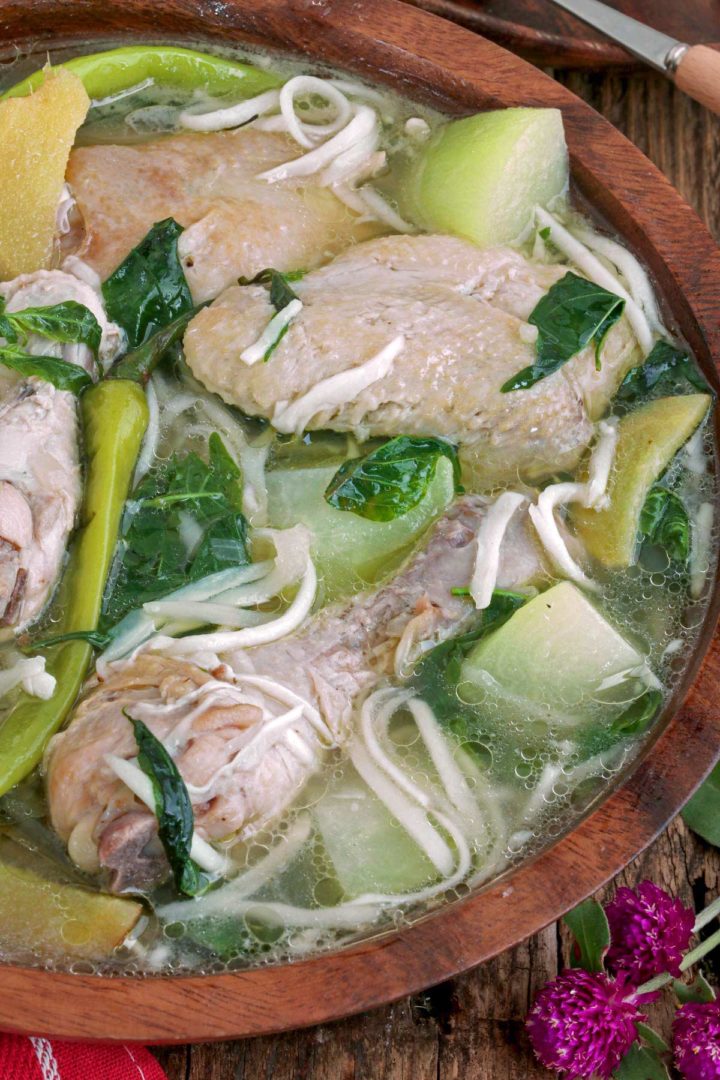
[572,394,711,568]
[0,381,148,797]
[396,108,568,247]
[0,69,89,277]
[461,581,644,712]
[2,44,279,102]
[266,457,455,600]
[0,856,141,960]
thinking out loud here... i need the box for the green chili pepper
[1,45,279,102]
[0,381,148,796]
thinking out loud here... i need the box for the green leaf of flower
[564,898,610,973]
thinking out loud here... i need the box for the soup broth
[0,42,715,975]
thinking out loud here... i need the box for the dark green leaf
[538,226,552,240]
[324,435,462,522]
[501,272,625,392]
[0,299,102,354]
[238,267,305,312]
[410,590,527,742]
[102,433,249,627]
[614,1043,670,1080]
[0,346,92,395]
[639,487,690,563]
[608,689,663,740]
[109,303,207,384]
[683,762,720,847]
[616,340,710,406]
[636,1024,670,1055]
[673,973,716,1004]
[28,629,110,651]
[102,218,193,349]
[131,717,211,897]
[564,898,610,973]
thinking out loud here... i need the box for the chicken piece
[45,495,545,892]
[184,234,641,487]
[0,270,122,631]
[66,129,383,303]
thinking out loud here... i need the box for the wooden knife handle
[674,45,720,117]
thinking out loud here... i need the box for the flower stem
[694,893,720,933]
[680,925,720,972]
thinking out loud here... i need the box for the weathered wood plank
[154,67,720,1079]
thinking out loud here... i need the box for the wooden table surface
[153,63,720,1080]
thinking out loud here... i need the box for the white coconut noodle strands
[147,558,317,657]
[529,419,618,589]
[470,492,527,610]
[104,754,230,875]
[272,335,404,435]
[132,377,160,486]
[240,298,303,366]
[535,207,653,355]
[569,222,664,333]
[0,656,55,701]
[179,87,280,131]
[405,698,481,824]
[258,102,378,183]
[158,814,314,920]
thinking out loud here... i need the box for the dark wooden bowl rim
[0,0,718,1043]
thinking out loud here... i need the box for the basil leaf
[0,299,102,354]
[238,267,305,312]
[102,218,193,349]
[103,433,249,626]
[501,272,625,392]
[0,346,92,395]
[614,1044,670,1080]
[324,435,462,522]
[609,689,663,740]
[673,973,716,1004]
[109,303,206,384]
[131,717,211,897]
[682,761,720,846]
[564,897,610,973]
[639,487,690,563]
[616,340,710,406]
[410,590,527,736]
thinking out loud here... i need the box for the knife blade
[546,0,688,73]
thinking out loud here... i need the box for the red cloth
[0,1035,167,1079]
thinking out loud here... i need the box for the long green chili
[0,381,148,795]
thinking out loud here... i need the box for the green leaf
[608,689,663,740]
[131,717,211,897]
[639,486,690,564]
[102,433,249,627]
[673,972,716,1004]
[564,898,610,973]
[683,762,720,847]
[636,1024,670,1055]
[109,303,206,384]
[410,590,527,742]
[238,267,305,312]
[0,299,102,354]
[616,340,710,406]
[614,1044,670,1080]
[102,218,193,349]
[324,435,462,521]
[501,272,625,392]
[0,346,92,395]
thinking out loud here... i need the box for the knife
[547,0,720,117]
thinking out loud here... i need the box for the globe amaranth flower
[526,968,644,1079]
[605,880,695,985]
[673,1001,720,1079]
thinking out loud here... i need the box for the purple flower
[605,880,695,985]
[526,968,644,1079]
[673,1001,720,1079]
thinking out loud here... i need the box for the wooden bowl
[0,0,719,1044]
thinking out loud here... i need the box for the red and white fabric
[0,1035,167,1080]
